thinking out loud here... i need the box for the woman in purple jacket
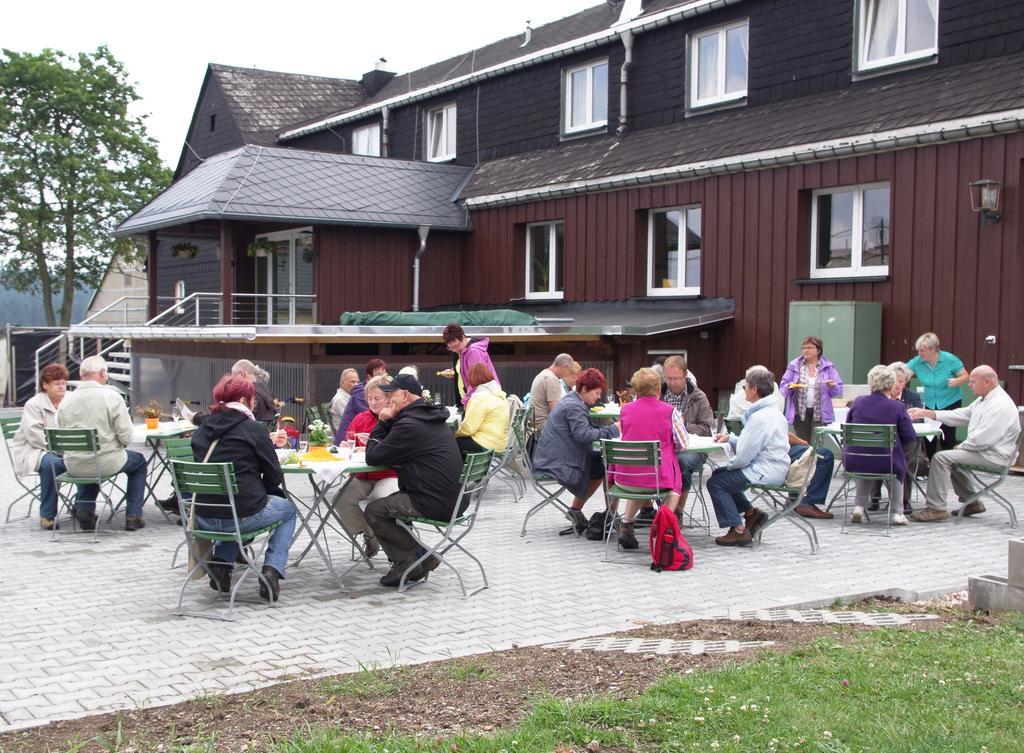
[843,365,917,526]
[780,336,844,442]
[441,323,500,406]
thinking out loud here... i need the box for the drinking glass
[298,434,308,454]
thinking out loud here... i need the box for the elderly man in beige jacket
[909,365,1020,522]
[57,356,148,531]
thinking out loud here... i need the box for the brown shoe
[795,504,834,520]
[715,527,752,547]
[744,508,769,536]
[125,515,146,531]
[911,508,951,523]
[953,501,986,517]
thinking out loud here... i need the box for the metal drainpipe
[381,105,390,157]
[617,29,634,135]
[412,224,431,312]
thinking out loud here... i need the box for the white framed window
[810,183,891,279]
[858,0,938,72]
[173,280,186,314]
[647,206,701,296]
[689,20,749,109]
[525,222,565,299]
[425,103,456,162]
[563,59,609,134]
[352,123,381,156]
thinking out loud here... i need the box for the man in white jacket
[909,365,1019,521]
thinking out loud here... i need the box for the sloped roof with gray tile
[209,64,367,145]
[460,51,1024,202]
[116,146,473,235]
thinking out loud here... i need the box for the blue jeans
[75,450,147,517]
[38,452,66,520]
[788,445,835,506]
[196,495,297,577]
[707,467,753,529]
[676,451,706,491]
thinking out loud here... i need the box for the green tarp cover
[339,310,537,327]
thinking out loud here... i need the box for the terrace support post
[220,221,234,325]
[147,231,158,319]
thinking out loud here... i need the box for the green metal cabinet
[787,301,882,384]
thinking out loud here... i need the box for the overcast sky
[3,0,601,167]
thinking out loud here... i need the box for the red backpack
[649,505,694,572]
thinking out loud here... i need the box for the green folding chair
[396,449,493,597]
[600,439,673,562]
[950,428,1022,528]
[163,437,196,567]
[725,418,744,436]
[841,423,898,536]
[747,440,822,554]
[44,428,125,542]
[1,416,41,523]
[170,459,284,620]
[488,403,527,502]
[319,401,335,431]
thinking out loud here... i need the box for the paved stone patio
[0,437,1020,732]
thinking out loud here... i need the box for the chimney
[361,61,396,97]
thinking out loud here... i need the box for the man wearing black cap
[364,373,464,587]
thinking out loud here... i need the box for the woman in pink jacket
[440,323,501,406]
[610,367,686,550]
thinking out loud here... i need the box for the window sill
[853,53,937,82]
[639,292,702,300]
[794,275,888,285]
[426,155,457,164]
[686,94,747,118]
[559,124,609,142]
[523,294,565,302]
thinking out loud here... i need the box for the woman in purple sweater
[780,336,844,442]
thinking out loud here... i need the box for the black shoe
[867,498,881,512]
[74,508,98,531]
[567,508,588,534]
[258,565,281,602]
[618,524,639,550]
[379,559,423,588]
[418,553,442,578]
[207,558,233,593]
[636,507,656,524]
[156,496,180,515]
[125,515,146,531]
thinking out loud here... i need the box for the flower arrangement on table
[136,400,164,429]
[301,419,339,462]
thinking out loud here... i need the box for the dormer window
[858,0,938,72]
[425,103,456,162]
[688,20,749,109]
[563,59,608,134]
[353,123,381,156]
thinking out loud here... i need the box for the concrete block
[1009,539,1024,590]
[968,574,1024,613]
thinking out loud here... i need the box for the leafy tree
[0,46,170,326]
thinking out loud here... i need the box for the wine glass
[298,433,308,454]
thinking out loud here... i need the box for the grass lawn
[276,613,1024,753]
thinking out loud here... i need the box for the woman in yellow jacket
[454,363,509,455]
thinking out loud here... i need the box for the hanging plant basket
[170,243,200,259]
[247,240,273,258]
[302,247,318,263]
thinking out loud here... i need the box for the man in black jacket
[364,374,463,587]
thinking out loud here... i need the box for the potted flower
[170,242,200,259]
[136,400,163,430]
[247,240,273,258]
[303,418,335,461]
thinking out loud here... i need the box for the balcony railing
[145,292,317,327]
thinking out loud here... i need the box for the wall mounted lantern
[968,179,1002,225]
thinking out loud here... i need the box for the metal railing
[146,292,317,327]
[79,296,164,327]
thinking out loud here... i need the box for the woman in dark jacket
[844,365,916,526]
[191,374,297,602]
[531,368,620,532]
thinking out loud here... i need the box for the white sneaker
[891,514,908,526]
[850,506,865,524]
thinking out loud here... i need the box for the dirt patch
[0,613,962,753]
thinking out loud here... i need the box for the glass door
[253,228,315,325]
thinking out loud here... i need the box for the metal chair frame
[489,403,527,502]
[950,429,1022,529]
[599,439,673,563]
[163,437,197,568]
[395,449,493,597]
[170,459,283,620]
[840,423,899,536]
[519,406,573,536]
[746,439,822,554]
[44,428,126,542]
[1,416,41,523]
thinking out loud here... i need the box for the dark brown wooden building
[91,0,1024,407]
